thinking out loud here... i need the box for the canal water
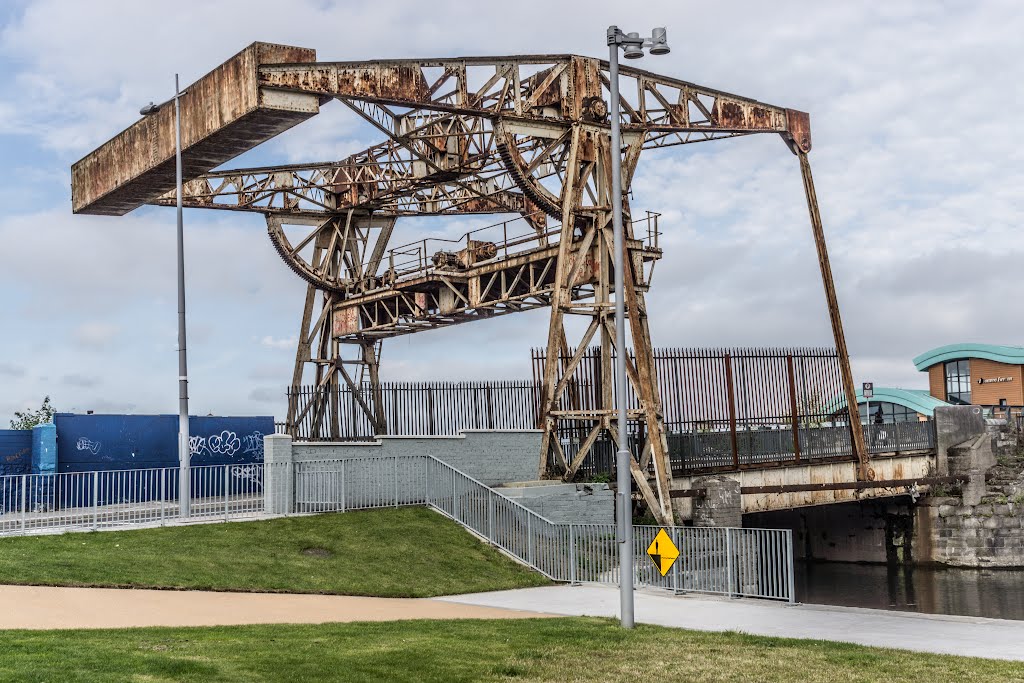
[796,562,1024,621]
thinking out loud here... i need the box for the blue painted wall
[0,430,32,476]
[32,424,56,474]
[54,414,273,472]
[0,430,32,512]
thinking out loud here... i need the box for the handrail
[370,211,663,286]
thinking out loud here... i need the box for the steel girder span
[70,41,865,525]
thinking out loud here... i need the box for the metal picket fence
[290,454,795,602]
[0,464,266,535]
[0,455,795,602]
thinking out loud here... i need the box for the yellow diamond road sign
[646,528,679,577]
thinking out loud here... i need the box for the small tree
[10,397,56,430]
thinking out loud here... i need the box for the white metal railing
[291,455,795,602]
[0,464,266,535]
[0,456,795,602]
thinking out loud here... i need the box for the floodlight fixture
[649,27,671,55]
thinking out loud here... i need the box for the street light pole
[140,76,191,518]
[607,26,634,631]
[173,74,190,518]
[606,24,670,631]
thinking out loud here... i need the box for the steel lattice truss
[152,55,807,219]
[71,43,863,525]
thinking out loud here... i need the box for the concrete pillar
[935,405,985,476]
[31,423,56,475]
[31,424,57,512]
[948,434,996,506]
[692,476,742,528]
[264,434,294,515]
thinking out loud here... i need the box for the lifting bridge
[71,42,869,524]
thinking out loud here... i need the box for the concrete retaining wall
[264,430,612,524]
[291,430,541,486]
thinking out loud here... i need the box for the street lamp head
[648,27,671,55]
[139,102,161,116]
[623,33,645,59]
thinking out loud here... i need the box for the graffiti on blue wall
[55,414,274,472]
[0,430,32,477]
[0,430,32,512]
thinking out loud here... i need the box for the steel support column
[797,151,869,480]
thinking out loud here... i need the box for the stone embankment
[917,421,1024,567]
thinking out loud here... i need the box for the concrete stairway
[493,480,614,525]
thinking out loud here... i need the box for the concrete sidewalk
[437,585,1024,661]
[0,584,551,630]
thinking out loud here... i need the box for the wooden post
[798,152,869,479]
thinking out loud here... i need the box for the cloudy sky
[0,0,1020,420]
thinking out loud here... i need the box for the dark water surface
[796,562,1024,621]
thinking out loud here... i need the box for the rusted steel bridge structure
[71,42,865,524]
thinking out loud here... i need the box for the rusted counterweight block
[71,42,319,215]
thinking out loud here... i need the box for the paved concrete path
[437,585,1024,661]
[0,585,551,630]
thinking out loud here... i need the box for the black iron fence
[531,346,846,433]
[287,381,540,443]
[286,347,933,475]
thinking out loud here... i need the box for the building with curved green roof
[914,343,1024,409]
[826,386,950,423]
[913,343,1024,371]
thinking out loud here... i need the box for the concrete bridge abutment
[744,406,1024,568]
[691,476,742,528]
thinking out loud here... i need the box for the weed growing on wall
[10,397,55,430]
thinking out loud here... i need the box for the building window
[858,401,921,424]
[944,359,971,405]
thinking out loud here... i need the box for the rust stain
[578,130,597,162]
[784,108,812,153]
[715,99,786,131]
[332,307,360,336]
[335,66,429,103]
[569,56,603,120]
[261,67,336,93]
[526,65,562,111]
[71,42,317,215]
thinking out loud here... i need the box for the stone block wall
[915,496,1024,567]
[914,415,1024,567]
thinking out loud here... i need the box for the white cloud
[61,373,100,388]
[260,335,298,350]
[0,362,24,377]
[72,321,119,350]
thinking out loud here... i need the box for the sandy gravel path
[0,584,551,630]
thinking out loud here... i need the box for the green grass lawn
[0,508,548,597]
[0,618,1020,683]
